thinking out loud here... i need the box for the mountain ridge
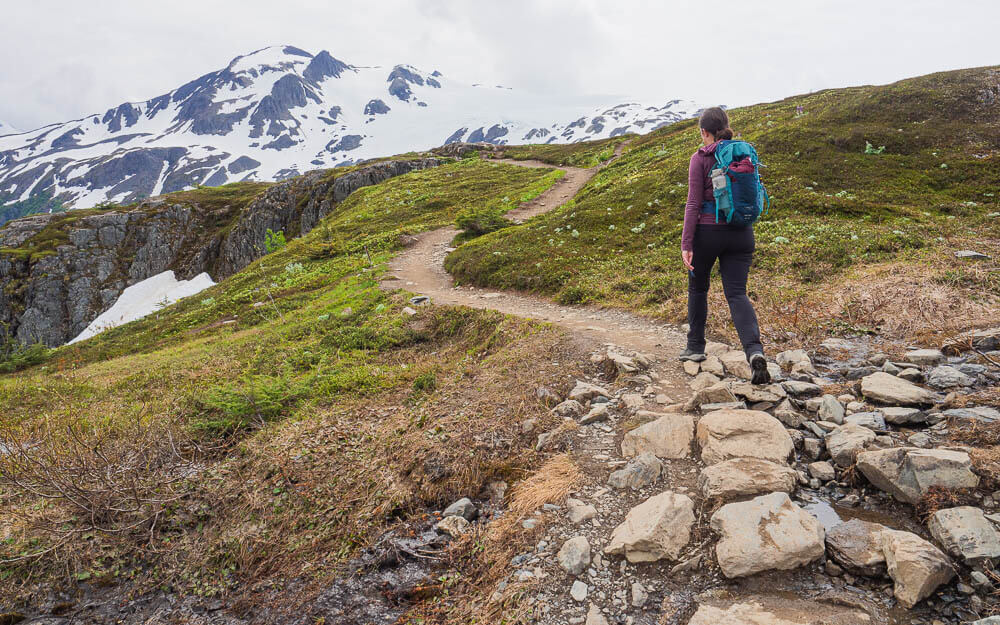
[0,45,703,225]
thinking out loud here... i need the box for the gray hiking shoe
[679,349,707,362]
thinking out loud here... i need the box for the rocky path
[381,142,686,360]
[379,146,1000,624]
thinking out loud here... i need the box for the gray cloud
[1,0,997,131]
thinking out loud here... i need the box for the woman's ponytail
[699,107,733,141]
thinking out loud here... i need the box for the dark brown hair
[699,107,733,141]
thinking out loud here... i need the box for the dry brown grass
[721,258,1000,349]
[416,453,584,625]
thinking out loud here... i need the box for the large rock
[698,458,798,500]
[690,381,738,407]
[882,406,926,425]
[857,448,979,504]
[557,536,591,575]
[696,409,793,466]
[730,381,786,403]
[860,372,936,406]
[608,453,662,489]
[720,350,752,379]
[881,529,955,608]
[568,381,610,403]
[710,492,825,578]
[689,371,721,391]
[566,498,597,524]
[781,380,822,397]
[824,423,876,467]
[776,349,810,368]
[927,506,1000,564]
[551,399,585,418]
[605,491,695,563]
[584,604,609,625]
[926,365,975,389]
[905,348,945,365]
[688,599,867,625]
[621,413,693,459]
[844,411,886,431]
[825,518,888,576]
[817,395,845,424]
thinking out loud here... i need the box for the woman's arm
[681,152,703,253]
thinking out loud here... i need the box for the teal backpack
[701,140,770,226]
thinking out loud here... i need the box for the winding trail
[381,144,687,361]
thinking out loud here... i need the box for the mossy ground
[447,66,1000,344]
[0,159,579,611]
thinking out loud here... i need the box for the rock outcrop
[0,158,440,345]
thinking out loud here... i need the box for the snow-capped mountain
[0,120,18,136]
[0,45,704,222]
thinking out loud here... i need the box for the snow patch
[69,271,215,344]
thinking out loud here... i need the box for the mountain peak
[226,45,314,75]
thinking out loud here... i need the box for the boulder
[608,453,662,489]
[773,399,806,428]
[905,348,945,366]
[435,515,470,537]
[696,409,793,466]
[688,599,865,625]
[557,536,591,575]
[807,461,836,482]
[689,371,721,391]
[620,413,693,459]
[927,506,1000,564]
[860,372,936,406]
[782,380,823,397]
[683,360,701,376]
[898,368,923,382]
[443,497,477,520]
[566,498,597,524]
[824,423,877,467]
[926,365,975,389]
[856,447,979,504]
[698,457,798,499]
[605,491,695,563]
[844,411,886,431]
[579,403,610,425]
[569,381,610,403]
[701,354,725,376]
[690,381,739,406]
[825,518,888,576]
[720,350,752,379]
[730,381,786,403]
[552,399,585,418]
[818,395,845,424]
[881,529,955,608]
[882,406,925,425]
[776,349,810,368]
[710,492,825,578]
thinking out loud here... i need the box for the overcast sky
[1,0,997,131]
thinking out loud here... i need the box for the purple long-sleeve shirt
[681,141,721,252]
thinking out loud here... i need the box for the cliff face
[0,158,441,346]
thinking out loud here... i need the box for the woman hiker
[678,107,770,385]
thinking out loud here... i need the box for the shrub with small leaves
[455,206,512,238]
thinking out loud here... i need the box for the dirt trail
[381,144,686,360]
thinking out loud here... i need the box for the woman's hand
[682,250,694,272]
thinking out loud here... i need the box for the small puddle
[803,500,907,532]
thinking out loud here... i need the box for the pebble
[570,580,588,602]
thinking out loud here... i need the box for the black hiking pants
[686,225,764,357]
